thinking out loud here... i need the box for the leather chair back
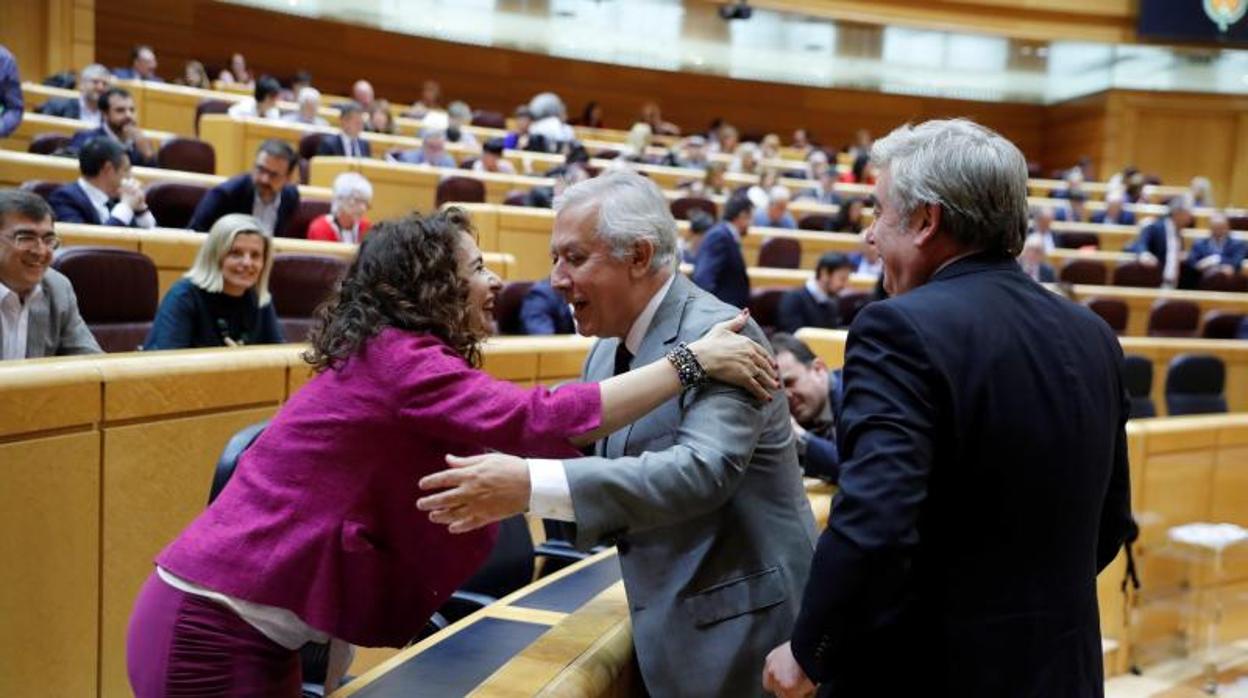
[146,182,209,230]
[1165,354,1227,416]
[435,176,487,207]
[1147,299,1200,338]
[157,138,216,174]
[758,237,802,269]
[52,247,158,352]
[268,254,349,342]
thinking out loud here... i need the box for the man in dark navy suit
[187,140,300,236]
[1090,191,1136,226]
[691,193,752,308]
[1187,212,1246,279]
[518,278,574,335]
[776,252,853,334]
[764,119,1135,698]
[112,45,163,82]
[316,102,372,158]
[771,332,843,482]
[38,64,111,126]
[1128,197,1194,288]
[66,87,156,167]
[48,136,156,228]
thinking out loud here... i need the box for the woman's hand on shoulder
[688,309,778,401]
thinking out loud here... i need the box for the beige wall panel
[0,432,100,698]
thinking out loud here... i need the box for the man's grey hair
[296,87,321,105]
[871,118,1029,256]
[81,64,110,83]
[1167,196,1193,215]
[555,170,678,273]
[529,92,566,121]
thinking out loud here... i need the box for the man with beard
[188,140,301,237]
[67,86,156,167]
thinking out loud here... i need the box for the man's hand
[1138,251,1159,267]
[120,177,146,211]
[762,642,815,698]
[417,453,531,533]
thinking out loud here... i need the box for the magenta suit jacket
[157,328,601,647]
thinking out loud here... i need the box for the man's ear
[912,202,942,248]
[629,238,656,278]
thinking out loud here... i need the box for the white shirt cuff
[110,201,135,226]
[134,210,156,229]
[527,458,576,521]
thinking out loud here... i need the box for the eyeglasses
[3,232,62,251]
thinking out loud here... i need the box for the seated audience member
[0,46,19,139]
[0,190,101,359]
[669,135,710,170]
[502,105,532,150]
[792,128,813,153]
[692,194,752,308]
[307,172,372,244]
[848,128,873,159]
[227,76,282,120]
[1050,168,1083,199]
[405,79,442,118]
[839,152,876,185]
[753,186,797,229]
[833,196,867,234]
[113,45,162,82]
[472,139,516,175]
[1053,189,1089,223]
[1130,197,1195,288]
[390,128,457,168]
[283,87,327,126]
[49,137,156,229]
[1238,316,1248,340]
[1188,212,1246,276]
[679,210,715,263]
[578,101,604,128]
[700,161,729,197]
[352,80,375,111]
[621,122,652,162]
[770,332,842,482]
[848,238,882,278]
[39,63,111,126]
[731,143,761,175]
[639,100,680,136]
[188,140,300,236]
[144,213,283,349]
[1190,176,1215,208]
[806,149,830,181]
[1018,233,1056,283]
[367,100,396,134]
[1029,206,1058,252]
[1091,191,1136,225]
[175,60,211,90]
[760,133,782,161]
[713,123,740,155]
[217,53,254,87]
[318,102,371,158]
[776,252,853,334]
[802,169,841,206]
[519,278,575,335]
[748,169,782,210]
[67,87,156,167]
[446,101,478,148]
[527,92,575,153]
[281,69,313,101]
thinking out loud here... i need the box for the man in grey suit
[419,171,817,697]
[0,190,101,359]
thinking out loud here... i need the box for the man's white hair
[555,170,678,274]
[330,172,373,213]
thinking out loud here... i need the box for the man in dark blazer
[316,102,372,159]
[691,193,752,308]
[1187,212,1246,278]
[776,252,852,334]
[772,332,843,482]
[67,87,156,167]
[1128,197,1194,288]
[48,137,156,228]
[518,278,574,334]
[764,119,1135,698]
[39,63,111,126]
[1090,191,1137,226]
[111,45,163,82]
[188,139,300,236]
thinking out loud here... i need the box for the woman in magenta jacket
[126,208,775,696]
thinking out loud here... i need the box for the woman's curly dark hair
[304,208,482,372]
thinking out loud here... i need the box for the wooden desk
[1068,284,1248,339]
[0,112,174,155]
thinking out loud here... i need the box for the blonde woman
[143,214,283,349]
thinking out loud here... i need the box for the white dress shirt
[252,191,281,234]
[804,277,830,305]
[528,273,677,521]
[0,281,40,360]
[1163,218,1181,288]
[78,178,155,228]
[339,133,364,158]
[228,99,281,120]
[78,96,102,128]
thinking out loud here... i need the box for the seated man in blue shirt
[752,185,797,229]
[388,128,458,168]
[1187,212,1246,278]
[771,332,842,482]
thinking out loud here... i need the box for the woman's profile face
[455,231,503,336]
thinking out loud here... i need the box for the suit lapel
[615,275,692,457]
[25,286,51,358]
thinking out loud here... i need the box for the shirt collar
[804,277,830,304]
[78,177,111,207]
[254,189,281,210]
[623,273,676,355]
[0,278,43,306]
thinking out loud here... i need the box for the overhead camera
[718,1,753,21]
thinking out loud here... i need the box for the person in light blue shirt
[752,185,797,229]
[388,128,458,168]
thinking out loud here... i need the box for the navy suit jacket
[802,371,844,482]
[187,174,300,236]
[112,68,163,82]
[691,221,750,309]
[68,126,155,167]
[39,97,82,119]
[518,280,574,335]
[1091,209,1136,226]
[48,182,138,226]
[1188,237,1247,271]
[316,134,372,158]
[791,252,1134,697]
[776,285,840,334]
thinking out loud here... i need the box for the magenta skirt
[126,571,302,698]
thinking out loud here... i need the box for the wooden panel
[98,346,288,421]
[792,328,850,369]
[0,432,100,698]
[0,360,100,438]
[99,405,279,698]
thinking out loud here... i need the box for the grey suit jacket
[24,269,101,358]
[564,274,817,698]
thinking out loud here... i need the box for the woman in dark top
[144,213,284,349]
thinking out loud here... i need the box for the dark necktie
[606,342,633,455]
